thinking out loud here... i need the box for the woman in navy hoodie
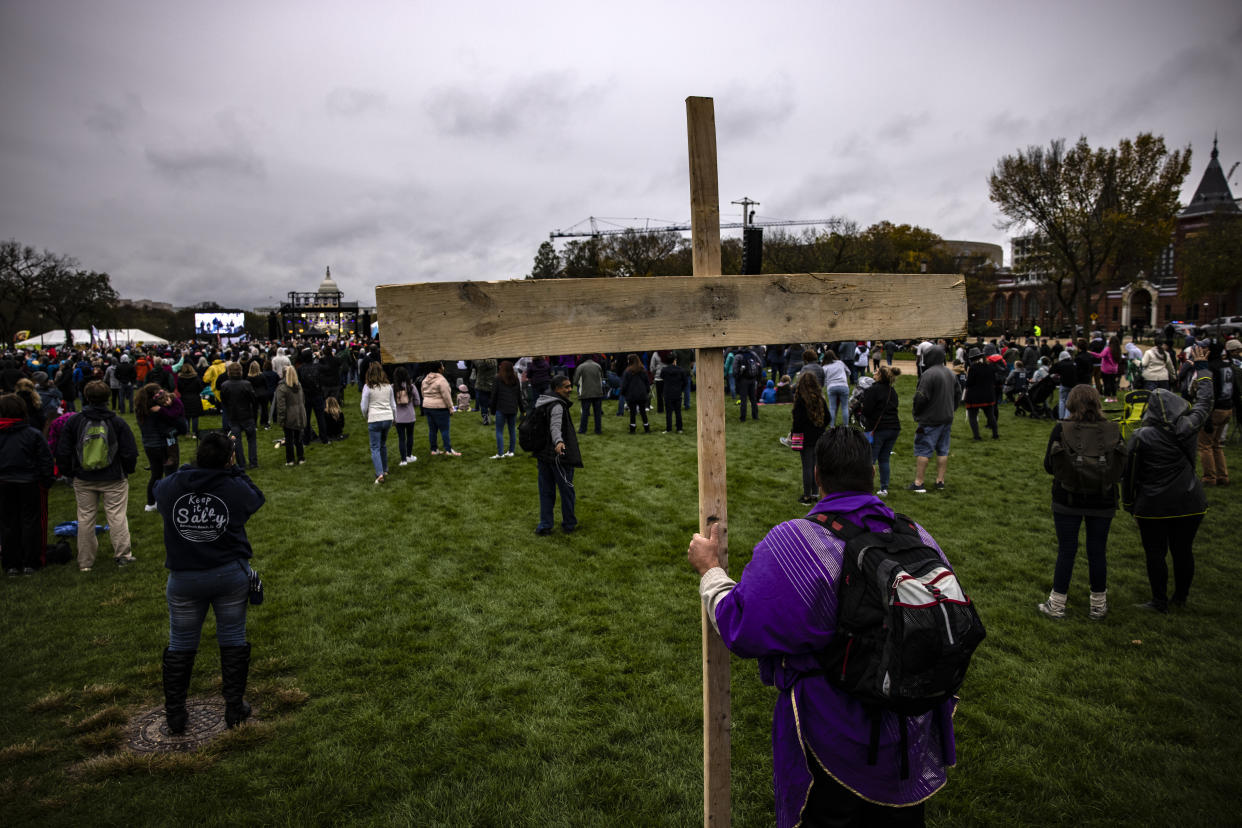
[154,432,265,735]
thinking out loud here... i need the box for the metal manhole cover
[126,696,256,753]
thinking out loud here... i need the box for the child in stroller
[1014,374,1055,418]
[1003,361,1028,402]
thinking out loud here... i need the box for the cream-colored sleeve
[697,567,736,636]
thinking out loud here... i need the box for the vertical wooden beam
[687,95,730,828]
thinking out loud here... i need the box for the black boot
[162,647,197,735]
[220,643,252,728]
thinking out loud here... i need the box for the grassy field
[3,370,1240,827]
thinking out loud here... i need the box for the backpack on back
[518,403,552,454]
[735,351,760,380]
[805,511,985,776]
[76,417,117,472]
[1051,420,1126,494]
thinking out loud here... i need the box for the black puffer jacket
[0,420,54,486]
[1122,369,1212,518]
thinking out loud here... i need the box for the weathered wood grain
[375,272,967,362]
[687,95,731,828]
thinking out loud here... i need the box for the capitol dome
[317,266,340,295]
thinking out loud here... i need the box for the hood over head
[1141,388,1190,428]
[923,346,946,368]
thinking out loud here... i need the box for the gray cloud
[85,93,145,137]
[144,109,265,182]
[877,111,931,145]
[326,87,386,118]
[424,71,596,138]
[1107,24,1241,126]
[145,145,265,181]
[717,77,797,142]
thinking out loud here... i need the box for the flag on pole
[14,330,30,343]
[91,325,101,346]
[106,329,113,345]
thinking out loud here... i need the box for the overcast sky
[2,0,1240,311]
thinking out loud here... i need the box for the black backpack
[735,351,760,380]
[805,511,985,776]
[518,402,552,454]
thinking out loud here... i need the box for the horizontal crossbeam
[375,273,966,362]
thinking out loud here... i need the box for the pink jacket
[419,372,454,410]
[1091,347,1121,375]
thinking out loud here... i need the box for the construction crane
[548,198,840,240]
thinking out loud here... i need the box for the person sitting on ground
[323,396,346,441]
[774,374,794,404]
[455,383,472,413]
[760,378,777,405]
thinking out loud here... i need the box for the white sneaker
[407,455,417,463]
[399,459,409,466]
[504,451,514,457]
[144,504,158,512]
[491,454,503,459]
[876,489,888,497]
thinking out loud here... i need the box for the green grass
[3,376,1240,826]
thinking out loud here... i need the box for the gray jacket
[572,359,605,400]
[912,346,957,426]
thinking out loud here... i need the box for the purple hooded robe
[702,491,957,827]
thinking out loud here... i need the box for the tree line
[528,220,972,281]
[533,131,1240,334]
[0,240,233,346]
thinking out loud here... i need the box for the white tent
[16,328,170,348]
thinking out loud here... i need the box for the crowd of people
[1,327,1236,814]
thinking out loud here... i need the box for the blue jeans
[368,419,392,475]
[578,398,603,433]
[537,458,576,530]
[870,428,901,489]
[827,385,849,427]
[1058,386,1072,419]
[166,561,250,651]
[425,408,452,451]
[1052,511,1111,593]
[495,412,517,454]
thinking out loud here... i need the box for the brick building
[982,138,1240,336]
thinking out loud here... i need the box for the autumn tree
[607,229,685,277]
[988,133,1191,331]
[561,238,603,278]
[529,241,562,279]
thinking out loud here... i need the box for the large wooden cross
[376,97,966,825]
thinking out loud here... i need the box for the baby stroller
[1120,389,1150,440]
[1014,375,1055,419]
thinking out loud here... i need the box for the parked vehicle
[1196,316,1242,339]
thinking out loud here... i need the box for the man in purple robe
[688,427,957,827]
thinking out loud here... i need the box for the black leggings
[283,428,304,463]
[628,402,649,429]
[145,445,168,506]
[1137,515,1202,607]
